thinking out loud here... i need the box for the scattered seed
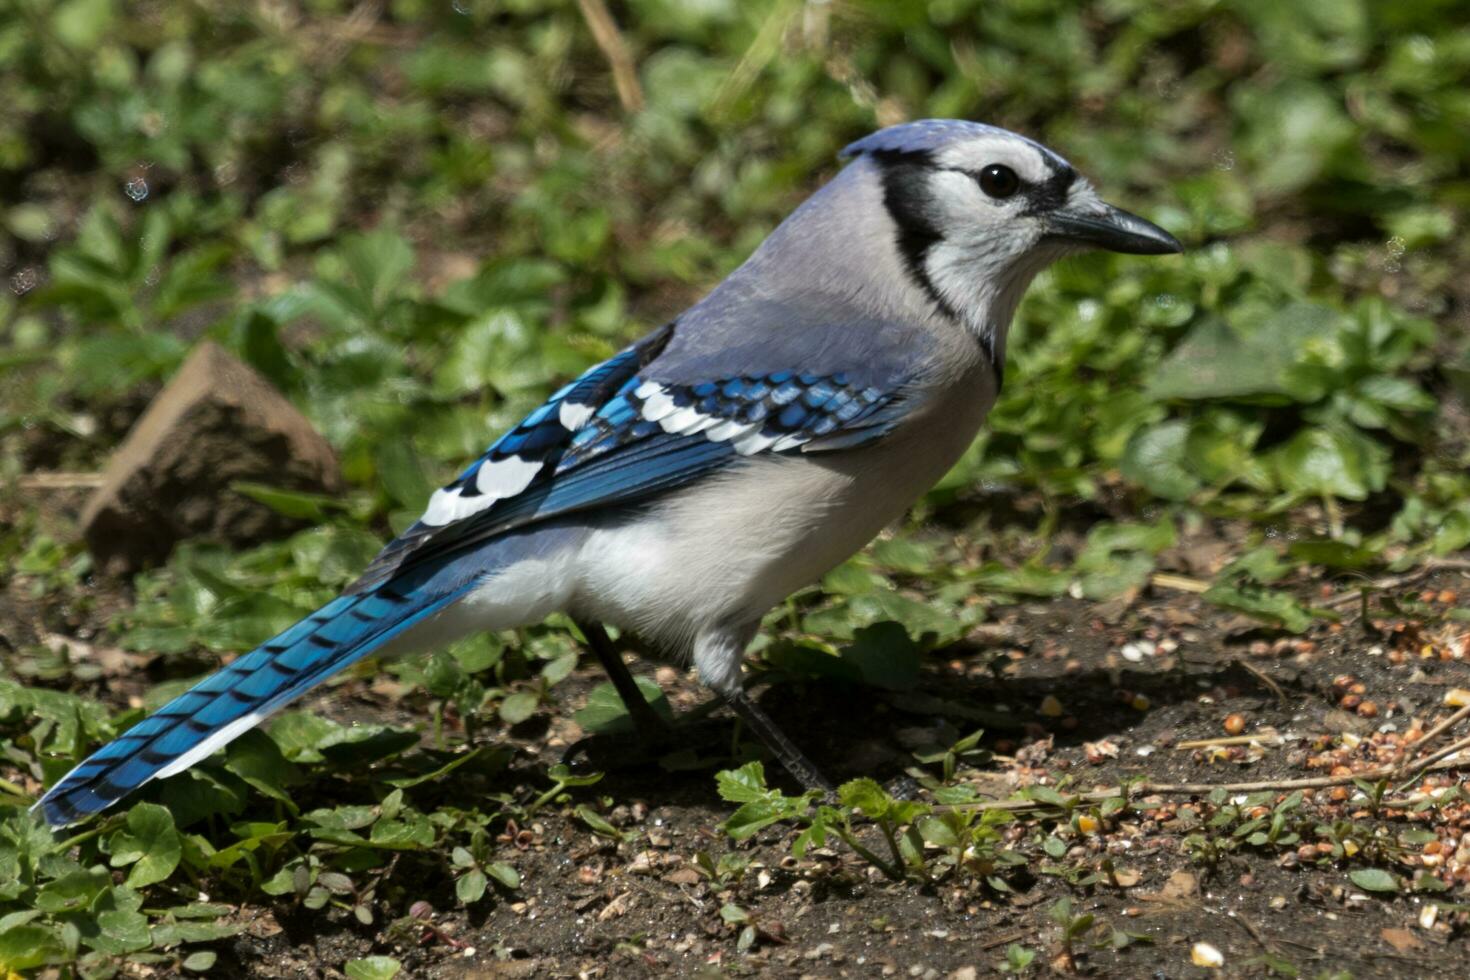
[1223,714,1246,735]
[1191,942,1224,968]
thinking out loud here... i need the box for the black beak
[1046,203,1183,256]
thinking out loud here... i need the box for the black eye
[977,164,1020,199]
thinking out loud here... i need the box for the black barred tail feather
[34,582,471,827]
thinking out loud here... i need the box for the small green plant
[715,762,1026,884]
[1000,942,1037,975]
[1050,896,1095,961]
[693,850,751,888]
[911,727,990,783]
[449,829,519,905]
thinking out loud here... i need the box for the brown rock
[81,341,342,573]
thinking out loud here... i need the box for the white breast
[572,361,998,651]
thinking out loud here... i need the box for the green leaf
[456,869,487,905]
[759,641,863,684]
[916,816,959,848]
[574,804,624,840]
[499,691,540,725]
[0,924,65,970]
[1270,426,1389,501]
[224,729,301,805]
[1348,868,1400,893]
[1121,421,1200,501]
[716,762,769,803]
[1204,582,1316,633]
[35,868,110,913]
[719,903,750,925]
[838,622,920,691]
[1147,305,1342,402]
[384,746,496,790]
[485,862,520,889]
[345,956,402,980]
[723,801,785,841]
[110,803,182,887]
[183,951,218,971]
[571,677,673,734]
[341,227,414,311]
[970,562,1071,598]
[231,482,338,521]
[92,907,153,954]
[52,0,116,50]
[838,778,891,819]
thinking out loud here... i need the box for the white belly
[573,367,996,649]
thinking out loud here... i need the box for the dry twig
[17,472,104,490]
[1320,557,1470,609]
[1175,732,1283,750]
[937,757,1468,814]
[1235,659,1289,703]
[578,0,644,112]
[1149,572,1211,594]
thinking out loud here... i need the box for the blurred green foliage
[0,0,1467,972]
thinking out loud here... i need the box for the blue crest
[840,119,1066,169]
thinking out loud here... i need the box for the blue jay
[36,120,1180,825]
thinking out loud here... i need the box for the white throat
[923,240,1064,367]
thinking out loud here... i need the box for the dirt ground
[140,563,1468,979]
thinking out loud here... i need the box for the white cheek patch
[926,170,1018,231]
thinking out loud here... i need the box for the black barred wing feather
[350,342,912,592]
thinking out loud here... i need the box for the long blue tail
[34,582,470,827]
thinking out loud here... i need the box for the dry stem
[578,0,644,112]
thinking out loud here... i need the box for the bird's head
[840,119,1182,360]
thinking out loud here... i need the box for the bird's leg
[723,688,834,794]
[574,619,671,740]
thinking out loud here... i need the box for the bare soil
[173,566,1470,979]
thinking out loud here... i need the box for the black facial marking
[868,149,961,323]
[1021,165,1077,215]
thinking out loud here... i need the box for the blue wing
[35,321,920,826]
[346,324,915,592]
